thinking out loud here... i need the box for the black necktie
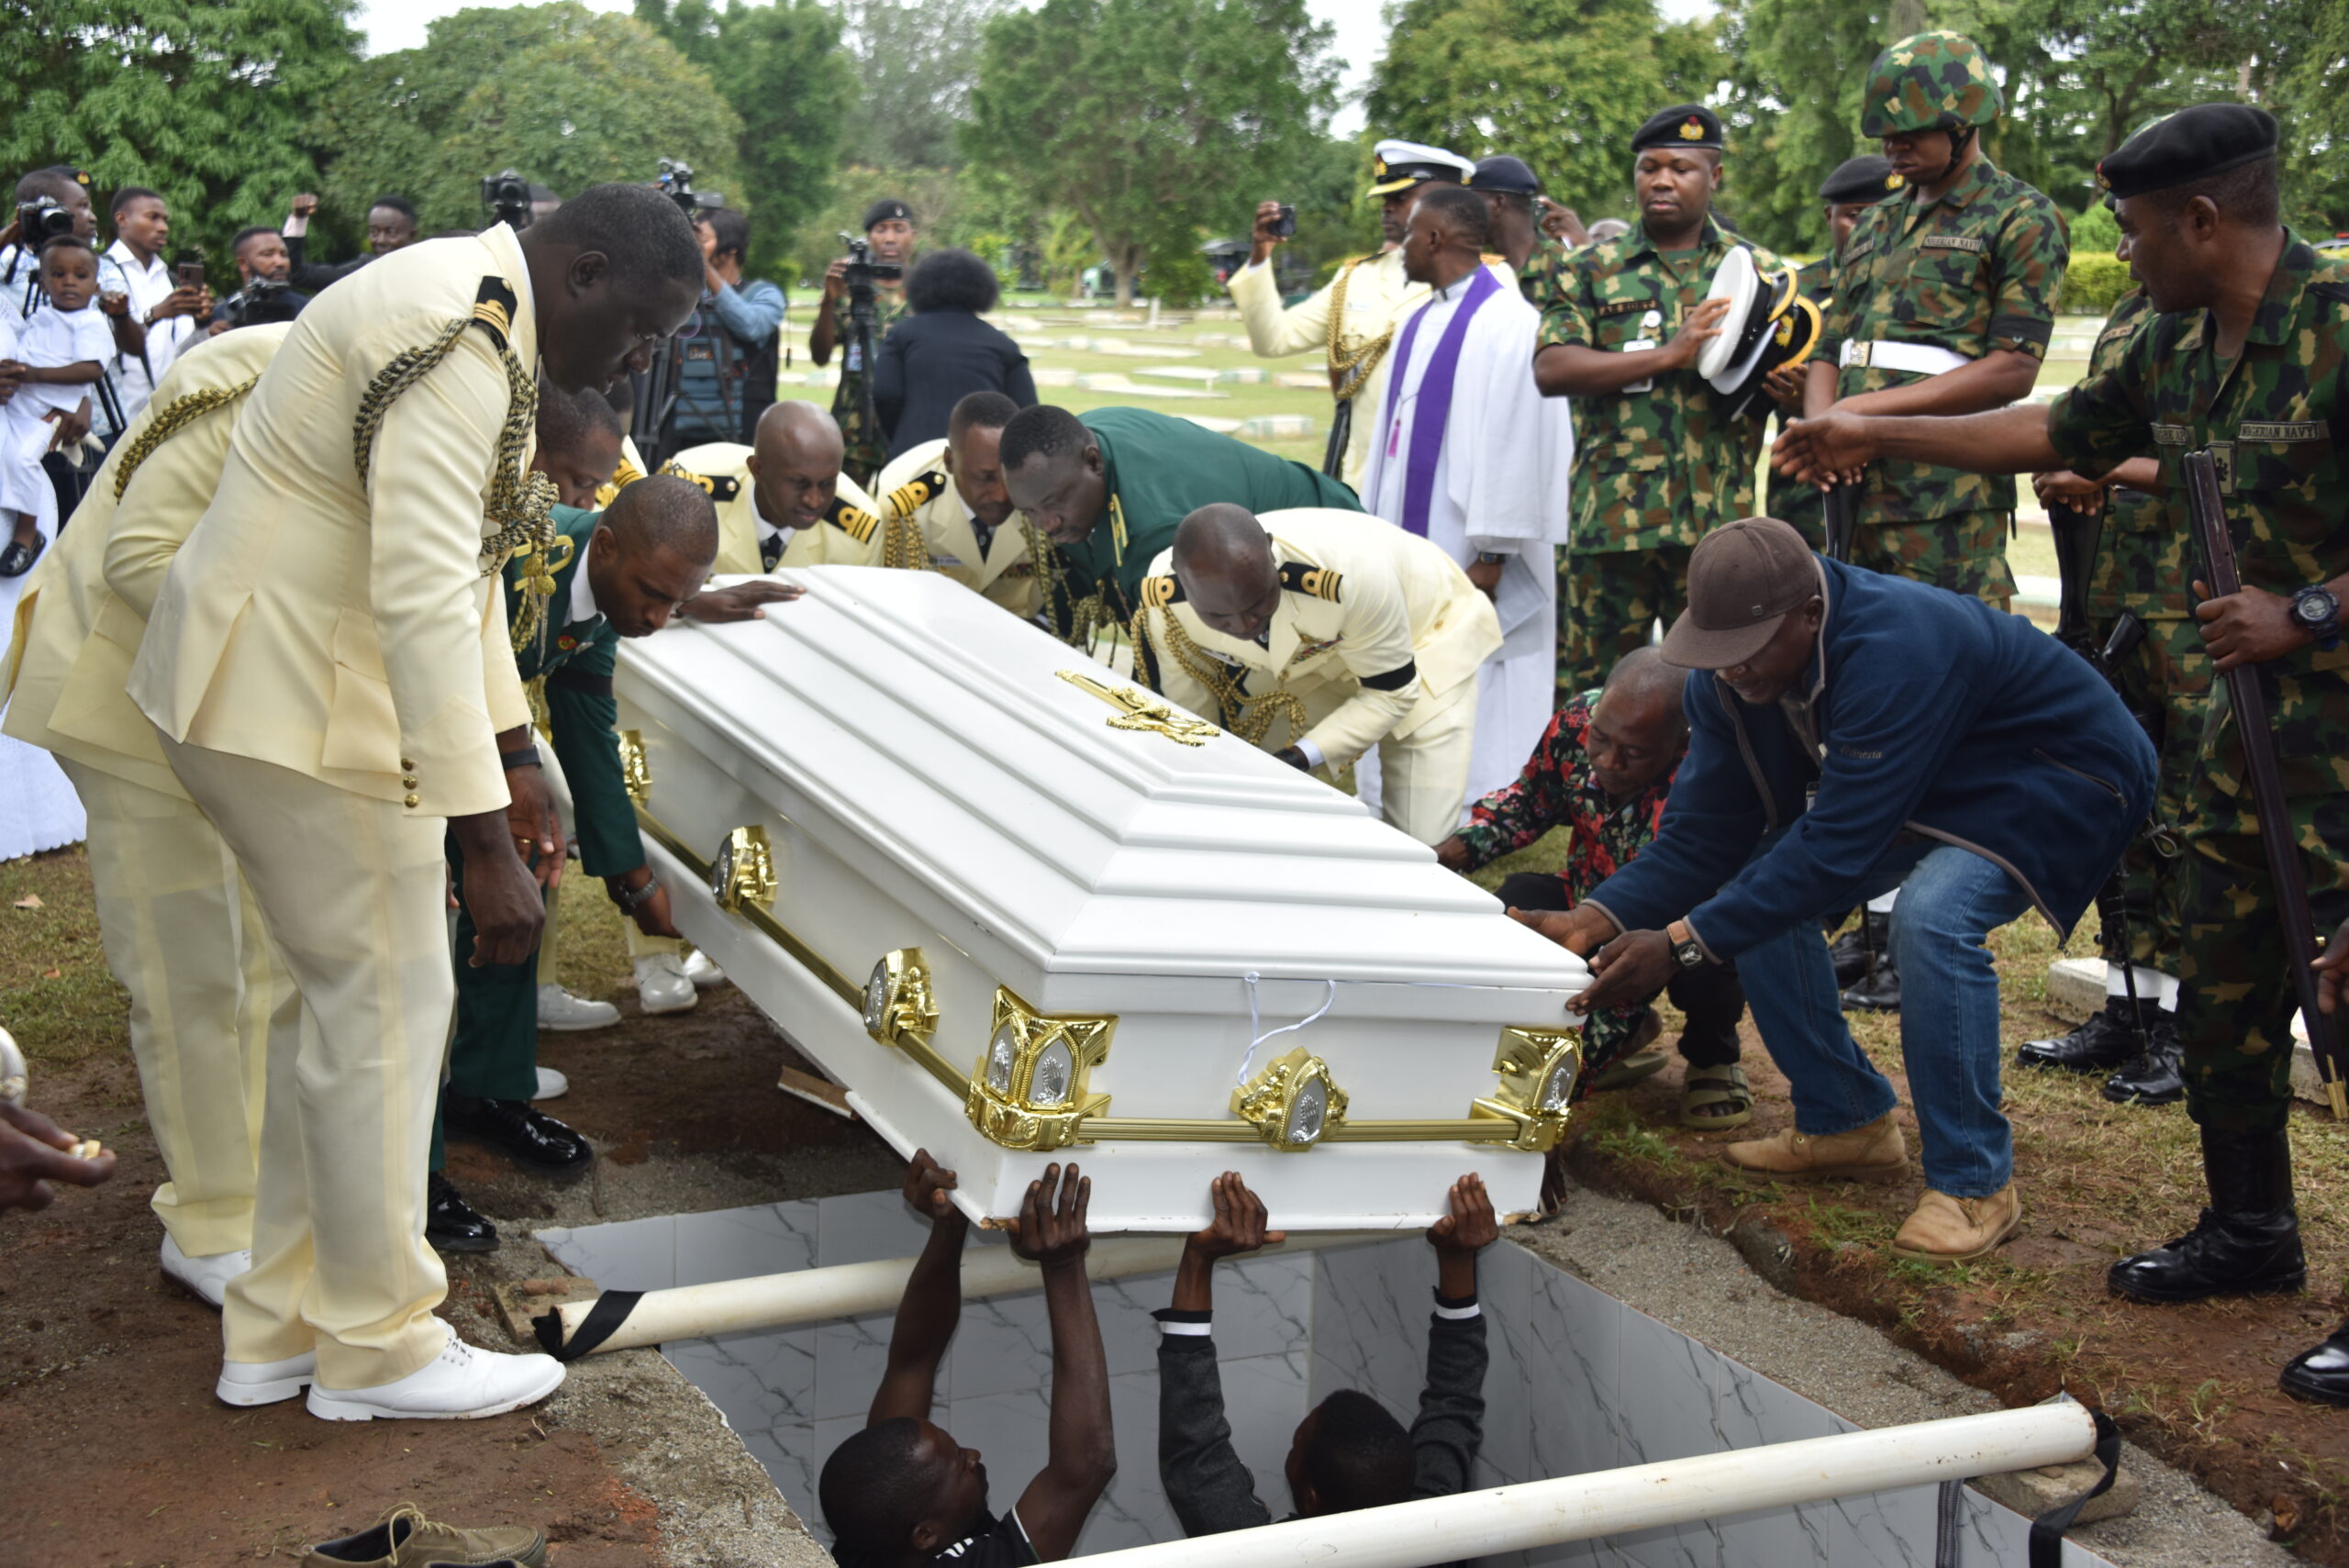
[761,532,782,572]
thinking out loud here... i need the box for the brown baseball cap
[1660,517,1820,669]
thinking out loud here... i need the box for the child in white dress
[0,235,108,575]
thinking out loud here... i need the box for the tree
[633,0,852,281]
[0,0,361,280]
[965,0,1339,306]
[1364,0,1719,231]
[312,6,739,241]
[836,0,1010,169]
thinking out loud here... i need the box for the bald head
[748,401,844,532]
[1587,646,1689,800]
[585,475,719,639]
[1173,504,1282,640]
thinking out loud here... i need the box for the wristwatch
[499,743,542,771]
[611,872,661,912]
[2291,584,2342,651]
[1665,919,1708,970]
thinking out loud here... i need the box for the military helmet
[1860,31,2003,138]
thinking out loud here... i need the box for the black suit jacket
[873,308,1038,461]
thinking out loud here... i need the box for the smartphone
[1270,203,1297,239]
[175,255,205,290]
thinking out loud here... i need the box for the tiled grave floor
[540,1199,2117,1565]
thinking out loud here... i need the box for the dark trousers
[430,829,543,1170]
[1496,872,1743,1069]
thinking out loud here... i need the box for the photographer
[279,192,417,292]
[809,198,913,485]
[98,186,207,423]
[874,249,1034,462]
[659,206,783,450]
[206,228,309,335]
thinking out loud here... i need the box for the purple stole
[1381,267,1501,537]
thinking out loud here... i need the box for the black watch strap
[500,743,542,771]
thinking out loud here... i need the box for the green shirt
[1048,406,1361,638]
[1824,157,2068,524]
[2048,234,2349,804]
[1765,257,1839,540]
[507,504,641,877]
[1534,215,1783,553]
[2076,289,2180,622]
[1514,230,1571,308]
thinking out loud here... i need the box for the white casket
[614,568,1593,1231]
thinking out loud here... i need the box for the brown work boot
[1890,1184,2023,1264]
[302,1502,547,1568]
[1722,1113,1909,1184]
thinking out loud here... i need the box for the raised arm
[868,1151,968,1425]
[1158,1173,1284,1537]
[1410,1174,1496,1501]
[1010,1162,1116,1561]
[1772,402,2064,488]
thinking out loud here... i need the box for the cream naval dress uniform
[2,326,295,1262]
[873,437,1041,619]
[1136,506,1500,845]
[126,228,540,1392]
[663,439,883,575]
[1227,248,1428,496]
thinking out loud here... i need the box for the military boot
[2109,1126,2304,1303]
[2100,1014,2185,1106]
[1828,911,1888,990]
[1841,948,1900,1012]
[2017,995,2147,1073]
[2281,1321,2349,1407]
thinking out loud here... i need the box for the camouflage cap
[1860,31,2003,139]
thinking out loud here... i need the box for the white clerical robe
[1359,265,1573,809]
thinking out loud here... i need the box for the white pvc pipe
[1067,1404,2097,1568]
[550,1232,1365,1357]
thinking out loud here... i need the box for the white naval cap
[1367,139,1475,196]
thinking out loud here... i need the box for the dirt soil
[1565,1021,2349,1562]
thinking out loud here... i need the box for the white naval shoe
[160,1233,251,1309]
[217,1350,317,1407]
[533,1065,569,1101]
[633,952,697,1014]
[536,984,620,1031]
[306,1330,565,1422]
[681,948,727,989]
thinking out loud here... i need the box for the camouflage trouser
[1847,509,2015,608]
[2176,789,2349,1135]
[1765,477,1826,554]
[1558,544,1692,697]
[2086,611,2213,967]
[831,374,886,488]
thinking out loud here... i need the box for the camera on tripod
[837,231,904,295]
[14,197,73,249]
[655,159,725,218]
[481,169,533,231]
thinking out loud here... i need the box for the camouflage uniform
[1535,216,1782,695]
[828,287,908,487]
[2076,289,2213,970]
[2046,235,2349,1136]
[1764,259,1837,550]
[1820,154,2067,608]
[1514,228,1571,310]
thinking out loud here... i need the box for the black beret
[1467,155,1542,196]
[1819,155,1901,205]
[863,198,914,231]
[2097,104,2277,199]
[1631,104,1722,153]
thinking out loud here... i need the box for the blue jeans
[1730,838,2034,1198]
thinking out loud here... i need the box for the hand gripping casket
[615,568,1592,1231]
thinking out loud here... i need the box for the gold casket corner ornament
[964,985,1116,1152]
[863,947,941,1048]
[617,728,652,806]
[709,825,777,914]
[1230,1046,1349,1152]
[1469,1025,1583,1152]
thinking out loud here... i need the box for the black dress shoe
[2019,996,2149,1073]
[2281,1321,2349,1406]
[0,535,43,577]
[1841,951,1900,1012]
[1828,911,1889,989]
[2110,1127,2303,1302]
[443,1092,596,1177]
[426,1172,500,1253]
[2101,1017,2184,1105]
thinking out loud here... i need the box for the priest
[1362,184,1574,806]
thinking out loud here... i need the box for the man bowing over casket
[1136,505,1501,845]
[1363,184,1574,808]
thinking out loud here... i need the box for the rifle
[1321,397,1353,481]
[1822,480,1860,563]
[2182,448,2349,1118]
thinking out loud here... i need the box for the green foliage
[966,0,1340,306]
[1144,244,1215,308]
[836,0,1009,169]
[2059,253,2132,316]
[314,6,740,244]
[1365,0,1721,229]
[0,0,362,281]
[2069,200,2120,259]
[783,163,1028,286]
[632,0,852,282]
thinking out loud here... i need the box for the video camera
[481,169,533,231]
[15,196,72,250]
[655,159,725,217]
[838,231,903,292]
[219,272,302,330]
